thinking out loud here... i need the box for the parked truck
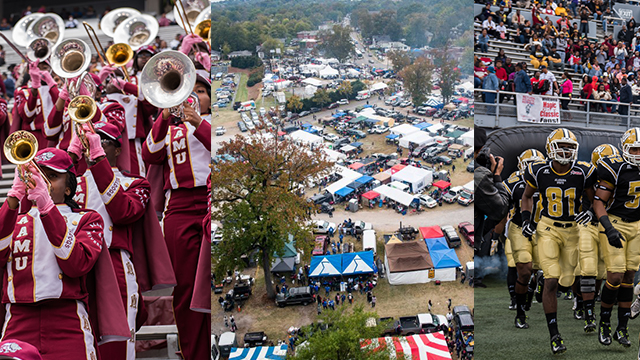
[393,314,441,335]
[457,181,474,206]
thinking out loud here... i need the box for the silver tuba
[173,0,209,31]
[50,39,92,79]
[12,13,44,47]
[113,14,159,51]
[140,50,197,118]
[26,37,53,63]
[26,13,65,48]
[99,8,141,38]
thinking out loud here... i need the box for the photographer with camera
[474,127,510,287]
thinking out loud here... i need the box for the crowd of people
[474,0,640,116]
[0,9,212,360]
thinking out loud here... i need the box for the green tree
[291,305,396,360]
[387,50,412,74]
[287,95,304,113]
[436,44,461,104]
[211,136,332,299]
[262,37,285,57]
[405,13,431,48]
[399,56,433,107]
[337,81,352,98]
[319,25,355,62]
[312,88,331,108]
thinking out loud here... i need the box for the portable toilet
[348,198,359,212]
[219,331,237,358]
[466,261,474,278]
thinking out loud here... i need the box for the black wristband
[599,215,614,232]
[493,174,502,183]
[521,210,532,223]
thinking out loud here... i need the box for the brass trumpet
[4,131,52,191]
[68,72,98,158]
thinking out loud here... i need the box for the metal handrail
[474,88,639,108]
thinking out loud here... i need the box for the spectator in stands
[474,57,488,88]
[560,72,573,110]
[589,62,603,78]
[504,57,516,75]
[568,50,583,74]
[542,34,555,55]
[514,62,532,96]
[596,43,608,65]
[630,51,640,72]
[593,83,612,112]
[593,0,605,20]
[497,21,509,40]
[3,72,15,100]
[511,9,526,28]
[0,18,10,30]
[495,48,507,65]
[618,26,629,45]
[548,48,564,71]
[615,42,628,68]
[628,19,637,39]
[85,6,96,18]
[170,34,182,50]
[530,44,548,69]
[22,5,32,16]
[542,3,555,16]
[557,14,570,32]
[516,24,532,44]
[65,15,79,29]
[631,76,640,103]
[555,2,569,17]
[483,66,499,114]
[483,15,498,38]
[619,76,632,116]
[71,7,83,19]
[476,3,493,23]
[495,5,512,27]
[540,65,558,95]
[0,45,5,67]
[159,13,172,27]
[495,59,508,87]
[531,4,544,27]
[516,0,531,10]
[556,31,568,63]
[582,75,598,104]
[578,6,591,36]
[478,30,490,53]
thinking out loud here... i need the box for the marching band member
[141,72,211,360]
[0,148,107,360]
[11,60,60,148]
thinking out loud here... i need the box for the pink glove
[179,34,202,55]
[85,130,105,161]
[26,167,54,215]
[58,87,70,101]
[41,70,57,87]
[98,66,116,84]
[111,78,127,90]
[7,166,27,200]
[28,60,41,89]
[67,132,83,158]
[79,81,91,96]
[194,52,211,71]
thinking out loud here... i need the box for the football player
[592,129,640,348]
[500,149,546,328]
[574,144,619,333]
[521,128,597,354]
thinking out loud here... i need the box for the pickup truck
[215,126,226,136]
[457,189,474,206]
[394,314,440,335]
[368,125,389,134]
[453,305,474,353]
[231,280,252,301]
[349,220,372,235]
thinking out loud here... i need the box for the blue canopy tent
[386,134,399,139]
[309,255,342,277]
[431,249,462,268]
[451,98,462,104]
[364,118,379,125]
[229,345,287,360]
[341,251,377,275]
[350,142,363,148]
[301,123,313,129]
[426,237,450,252]
[363,104,373,108]
[425,98,443,109]
[335,187,354,198]
[355,175,374,185]
[414,122,432,130]
[346,181,365,190]
[333,112,347,118]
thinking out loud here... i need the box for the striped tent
[229,344,287,360]
[361,332,452,360]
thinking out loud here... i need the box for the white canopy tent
[301,78,323,87]
[305,85,318,96]
[325,165,362,195]
[319,66,339,79]
[460,130,474,147]
[425,123,444,134]
[323,148,347,162]
[391,166,433,193]
[372,184,418,206]
[370,82,388,91]
[390,124,420,137]
[398,131,435,149]
[290,130,323,146]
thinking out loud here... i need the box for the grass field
[475,277,640,359]
[235,73,249,103]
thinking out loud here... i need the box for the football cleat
[564,292,573,300]
[598,321,612,345]
[517,149,546,172]
[515,316,529,329]
[546,128,579,165]
[572,297,577,311]
[631,295,640,319]
[550,334,567,354]
[621,128,640,166]
[509,296,517,310]
[614,328,632,347]
[584,309,596,333]
[591,143,620,166]
[574,309,584,320]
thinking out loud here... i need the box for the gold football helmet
[545,128,578,165]
[517,149,546,171]
[591,144,620,165]
[621,128,640,166]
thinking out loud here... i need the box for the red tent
[361,191,380,200]
[349,162,365,170]
[433,181,451,190]
[388,164,406,174]
[420,226,444,239]
[277,131,286,136]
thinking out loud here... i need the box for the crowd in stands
[474,0,640,115]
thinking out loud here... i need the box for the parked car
[458,222,474,247]
[368,125,389,134]
[237,121,247,132]
[441,225,461,247]
[275,287,314,307]
[453,305,474,332]
[443,186,462,204]
[337,98,349,105]
[243,332,267,347]
[299,111,311,117]
[312,235,330,256]
[308,192,333,205]
[328,102,339,109]
[467,160,475,172]
[347,129,367,139]
[310,107,321,113]
[432,155,452,165]
[323,133,340,142]
[319,202,335,214]
[215,126,226,136]
[231,280,252,301]
[310,220,336,234]
[418,194,437,208]
[244,120,255,130]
